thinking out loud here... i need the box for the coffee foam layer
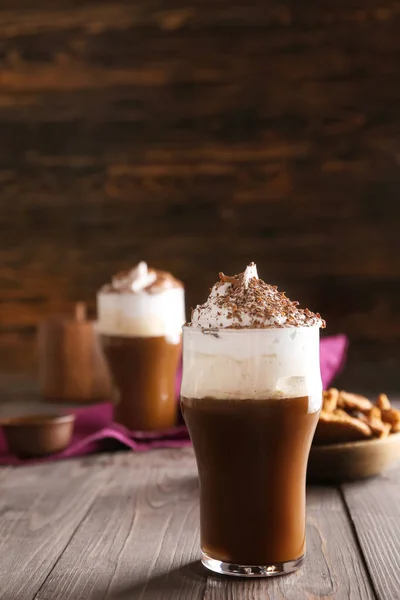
[97,287,185,342]
[181,326,322,412]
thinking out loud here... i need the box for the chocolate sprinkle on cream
[190,263,325,329]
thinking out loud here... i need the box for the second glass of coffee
[97,262,185,431]
[181,263,325,577]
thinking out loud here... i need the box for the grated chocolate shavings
[190,262,326,329]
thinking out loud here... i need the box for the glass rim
[182,324,321,334]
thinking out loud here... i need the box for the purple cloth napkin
[320,334,348,388]
[0,334,347,465]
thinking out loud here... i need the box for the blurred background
[1,0,400,391]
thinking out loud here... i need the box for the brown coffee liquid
[102,335,181,431]
[181,395,320,565]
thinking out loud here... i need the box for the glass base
[201,551,304,578]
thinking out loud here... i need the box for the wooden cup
[38,303,112,404]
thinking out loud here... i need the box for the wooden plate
[307,432,400,483]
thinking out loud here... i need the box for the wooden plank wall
[0,0,400,388]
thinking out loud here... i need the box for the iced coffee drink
[180,263,325,577]
[98,262,185,431]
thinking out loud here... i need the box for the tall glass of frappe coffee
[97,262,185,431]
[181,263,325,577]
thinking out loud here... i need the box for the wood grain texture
[0,0,400,384]
[0,378,398,598]
[31,449,376,600]
[0,455,114,600]
[204,486,375,600]
[342,463,400,600]
[35,449,205,600]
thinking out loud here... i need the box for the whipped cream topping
[101,261,182,295]
[182,262,324,406]
[112,261,157,293]
[97,262,185,340]
[191,263,325,329]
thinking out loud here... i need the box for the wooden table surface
[0,376,399,599]
[0,446,399,600]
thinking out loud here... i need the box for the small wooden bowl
[308,432,400,483]
[0,413,75,458]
